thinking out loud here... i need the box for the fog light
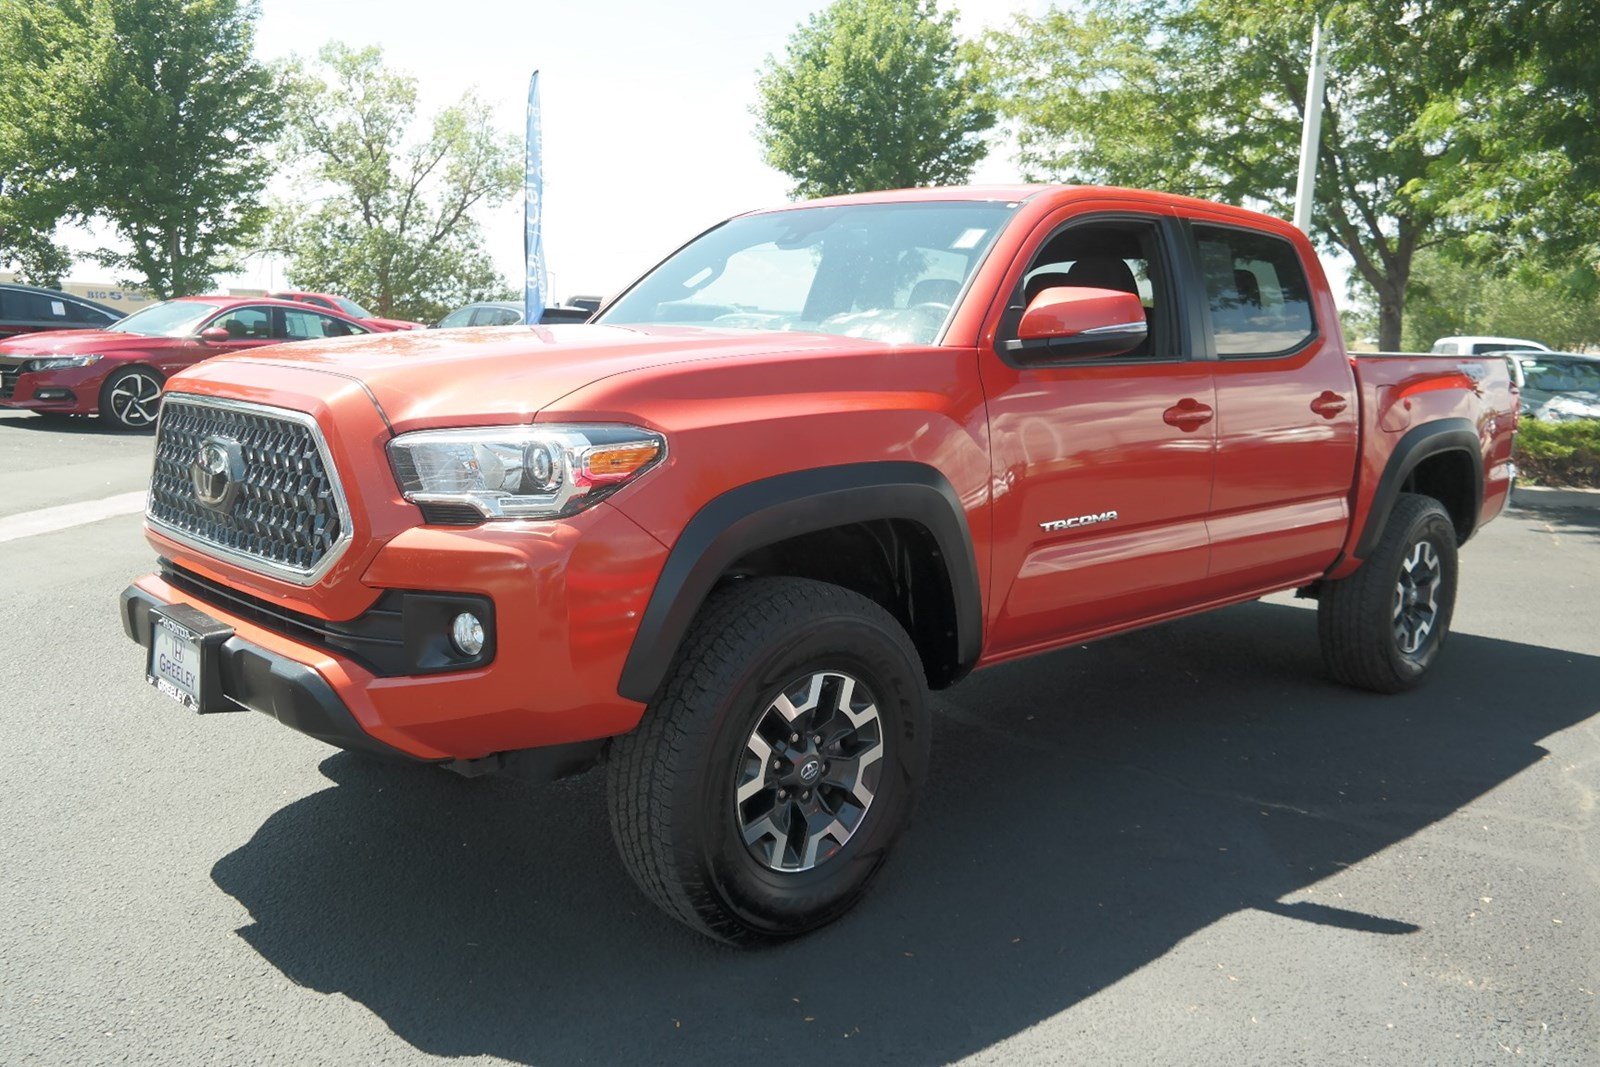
[450,612,485,656]
[36,388,74,401]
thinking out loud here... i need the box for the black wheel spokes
[735,670,884,873]
[1393,540,1442,655]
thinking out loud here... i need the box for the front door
[981,209,1217,657]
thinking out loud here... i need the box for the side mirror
[1005,286,1148,362]
[198,326,231,344]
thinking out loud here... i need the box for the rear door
[980,204,1218,654]
[1181,217,1359,592]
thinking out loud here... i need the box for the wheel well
[1402,449,1477,543]
[721,519,962,688]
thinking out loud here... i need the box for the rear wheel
[99,367,163,430]
[1318,493,1458,693]
[607,577,930,944]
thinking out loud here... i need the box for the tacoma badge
[1040,510,1118,533]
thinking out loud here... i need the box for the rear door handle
[1163,398,1214,431]
[1310,391,1348,418]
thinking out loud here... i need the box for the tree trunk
[1378,290,1404,352]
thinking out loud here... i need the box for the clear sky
[233,0,1051,300]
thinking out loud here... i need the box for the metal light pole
[1293,16,1329,233]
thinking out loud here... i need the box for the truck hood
[181,323,887,430]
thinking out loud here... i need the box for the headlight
[21,354,102,372]
[388,423,665,521]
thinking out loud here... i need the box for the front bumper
[0,361,100,413]
[126,500,670,762]
[120,583,417,761]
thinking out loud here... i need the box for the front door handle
[1310,391,1348,418]
[1163,398,1214,431]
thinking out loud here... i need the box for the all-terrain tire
[1318,493,1459,693]
[606,577,930,945]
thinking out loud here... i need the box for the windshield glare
[1521,358,1600,393]
[598,201,1017,345]
[110,300,222,337]
[334,297,372,318]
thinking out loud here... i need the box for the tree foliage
[0,0,280,295]
[755,0,993,199]
[981,0,1587,351]
[1425,1,1600,292]
[90,0,282,296]
[1401,251,1600,353]
[0,0,103,285]
[274,44,519,323]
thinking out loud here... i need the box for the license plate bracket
[146,603,236,714]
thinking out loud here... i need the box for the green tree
[0,0,100,285]
[1401,250,1600,353]
[755,0,994,199]
[1426,1,1600,291]
[274,43,519,323]
[91,0,281,296]
[0,0,280,295]
[983,1,1482,350]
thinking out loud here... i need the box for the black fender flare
[616,461,983,703]
[1354,417,1483,559]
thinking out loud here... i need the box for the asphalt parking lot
[1,407,1596,1066]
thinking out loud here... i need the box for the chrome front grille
[146,394,352,584]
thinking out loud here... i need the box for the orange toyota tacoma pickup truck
[120,186,1517,943]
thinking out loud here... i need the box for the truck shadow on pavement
[210,601,1600,1065]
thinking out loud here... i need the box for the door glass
[1193,226,1316,356]
[282,308,362,339]
[208,306,273,340]
[1007,217,1176,360]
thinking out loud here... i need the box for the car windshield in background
[333,297,372,318]
[1520,357,1600,393]
[598,201,1018,345]
[109,300,222,337]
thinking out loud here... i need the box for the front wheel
[606,577,930,944]
[1318,493,1459,693]
[99,366,164,430]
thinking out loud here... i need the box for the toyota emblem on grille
[190,435,245,512]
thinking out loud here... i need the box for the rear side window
[282,308,364,339]
[3,291,63,322]
[1193,226,1316,357]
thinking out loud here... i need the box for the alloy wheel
[108,372,162,428]
[1393,539,1442,656]
[734,670,885,873]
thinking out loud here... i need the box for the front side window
[1004,216,1176,360]
[208,306,273,340]
[110,300,222,337]
[1193,226,1316,357]
[437,307,475,328]
[599,201,1017,345]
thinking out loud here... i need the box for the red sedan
[268,291,427,332]
[0,295,370,430]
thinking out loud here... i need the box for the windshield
[598,201,1017,345]
[110,300,222,337]
[333,297,372,318]
[1521,357,1600,393]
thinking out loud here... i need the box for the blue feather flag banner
[524,70,546,325]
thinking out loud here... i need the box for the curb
[1510,484,1600,511]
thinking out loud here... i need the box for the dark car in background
[0,295,369,430]
[268,291,428,332]
[0,283,121,341]
[433,300,593,328]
